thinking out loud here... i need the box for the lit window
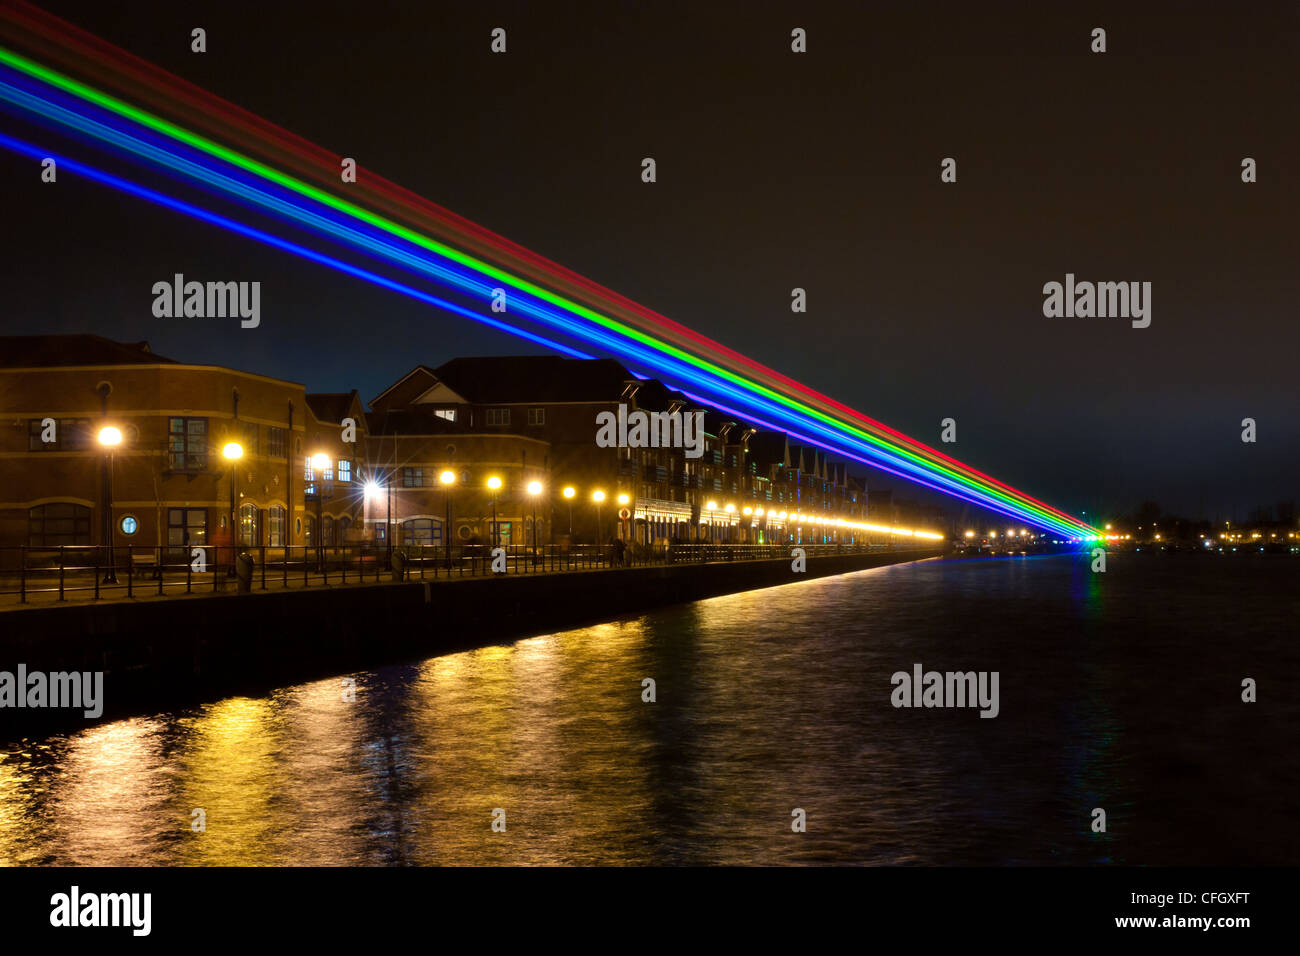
[337,460,352,482]
[435,409,456,422]
[168,417,208,471]
[119,515,139,536]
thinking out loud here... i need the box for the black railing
[0,539,935,604]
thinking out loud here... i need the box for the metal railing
[0,539,931,604]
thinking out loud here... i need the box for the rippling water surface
[1,553,1295,865]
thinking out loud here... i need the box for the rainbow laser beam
[0,69,1095,534]
[0,36,1100,539]
[0,1,1098,537]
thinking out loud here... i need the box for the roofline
[369,365,438,407]
[0,362,306,390]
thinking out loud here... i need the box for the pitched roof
[366,407,469,436]
[429,356,634,403]
[0,335,177,368]
[305,391,360,424]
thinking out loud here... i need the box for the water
[1,553,1295,865]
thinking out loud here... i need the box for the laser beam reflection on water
[0,554,1293,866]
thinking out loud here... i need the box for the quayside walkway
[0,541,936,609]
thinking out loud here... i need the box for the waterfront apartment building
[366,356,873,547]
[0,336,907,562]
[0,335,359,566]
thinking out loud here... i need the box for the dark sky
[2,0,1296,523]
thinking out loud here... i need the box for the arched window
[322,514,335,546]
[337,515,352,544]
[28,503,91,547]
[303,514,315,547]
[400,518,441,547]
[239,503,260,546]
[267,505,285,547]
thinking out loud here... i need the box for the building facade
[0,337,929,564]
[0,336,359,566]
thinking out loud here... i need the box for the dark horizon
[2,0,1296,523]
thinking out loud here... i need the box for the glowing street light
[592,490,606,551]
[440,470,457,569]
[98,424,125,583]
[562,486,576,538]
[486,475,503,547]
[527,480,543,560]
[221,440,245,574]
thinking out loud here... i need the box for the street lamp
[562,485,576,538]
[98,425,123,583]
[528,480,543,561]
[592,489,606,551]
[616,492,630,545]
[440,469,456,569]
[222,440,244,574]
[310,452,331,568]
[487,475,503,547]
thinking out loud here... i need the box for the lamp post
[487,475,503,548]
[617,492,630,545]
[592,490,606,553]
[528,480,542,563]
[440,469,456,569]
[222,440,244,574]
[98,425,122,583]
[562,486,575,538]
[310,453,331,569]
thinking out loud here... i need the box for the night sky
[1,1,1296,523]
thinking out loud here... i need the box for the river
[1,552,1295,865]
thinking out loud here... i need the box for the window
[28,418,91,451]
[267,426,287,459]
[435,408,456,422]
[168,417,208,471]
[303,514,315,547]
[402,467,423,488]
[167,508,207,556]
[28,503,91,547]
[304,457,315,481]
[400,518,441,547]
[337,515,351,543]
[321,515,335,546]
[119,515,139,536]
[337,460,352,483]
[527,407,545,426]
[268,505,285,547]
[485,408,510,426]
[321,461,333,482]
[239,503,260,547]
